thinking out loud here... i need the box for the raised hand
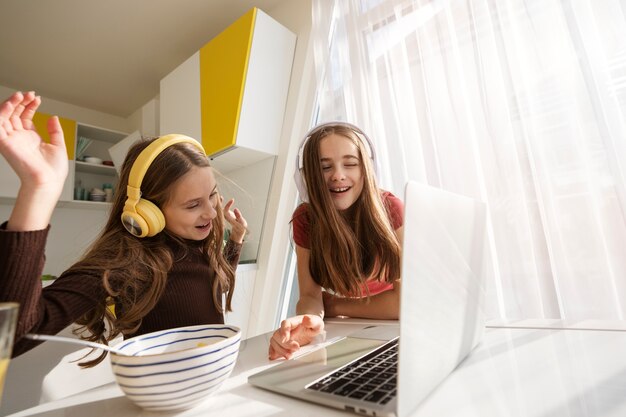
[0,91,69,230]
[222,197,247,244]
[0,91,68,193]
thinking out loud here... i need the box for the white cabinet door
[0,159,20,199]
[0,159,73,201]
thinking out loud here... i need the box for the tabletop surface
[9,318,626,417]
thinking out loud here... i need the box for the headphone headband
[294,121,377,203]
[296,122,375,170]
[122,134,206,237]
[127,134,206,195]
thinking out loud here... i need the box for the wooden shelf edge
[0,197,112,211]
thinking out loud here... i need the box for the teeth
[331,187,350,193]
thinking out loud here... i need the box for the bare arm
[268,244,325,360]
[294,245,325,318]
[324,279,401,319]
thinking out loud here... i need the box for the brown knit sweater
[0,222,242,357]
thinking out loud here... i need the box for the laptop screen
[398,181,487,416]
[248,181,488,417]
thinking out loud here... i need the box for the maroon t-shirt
[291,191,404,295]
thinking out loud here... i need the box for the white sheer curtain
[311,0,626,320]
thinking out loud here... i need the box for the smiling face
[319,133,364,211]
[161,166,219,240]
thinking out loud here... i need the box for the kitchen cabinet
[160,7,296,172]
[31,112,77,159]
[160,7,296,263]
[72,123,127,204]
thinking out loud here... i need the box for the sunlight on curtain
[312,0,626,320]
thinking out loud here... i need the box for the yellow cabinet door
[160,7,295,166]
[199,8,256,156]
[32,111,77,160]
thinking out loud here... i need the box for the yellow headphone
[121,134,206,238]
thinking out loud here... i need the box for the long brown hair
[300,124,401,296]
[68,137,235,366]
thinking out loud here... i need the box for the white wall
[0,85,130,133]
[224,266,257,339]
[159,52,202,140]
[217,156,275,263]
[0,204,109,276]
[127,96,160,137]
[246,0,316,336]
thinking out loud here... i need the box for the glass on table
[0,303,18,406]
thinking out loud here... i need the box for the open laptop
[248,181,488,416]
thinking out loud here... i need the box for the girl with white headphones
[0,91,248,366]
[269,122,404,360]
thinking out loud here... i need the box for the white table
[9,319,626,417]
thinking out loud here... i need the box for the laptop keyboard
[306,338,398,405]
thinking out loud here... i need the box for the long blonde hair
[68,137,235,366]
[299,124,401,296]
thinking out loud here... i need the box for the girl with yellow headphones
[268,122,404,360]
[0,91,248,366]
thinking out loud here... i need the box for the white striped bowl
[110,324,241,411]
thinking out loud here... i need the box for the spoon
[25,333,128,356]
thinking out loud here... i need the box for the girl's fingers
[302,314,324,333]
[21,95,41,129]
[278,321,293,343]
[0,91,40,132]
[12,91,36,120]
[269,338,287,359]
[47,116,65,148]
[223,198,235,212]
[9,115,23,131]
[269,337,295,360]
[268,344,276,360]
[0,92,22,120]
[268,321,306,360]
[268,315,320,360]
[234,208,243,221]
[1,92,38,134]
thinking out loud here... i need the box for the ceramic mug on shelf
[73,187,86,201]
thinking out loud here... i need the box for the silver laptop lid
[398,181,487,416]
[247,181,487,417]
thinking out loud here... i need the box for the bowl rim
[110,324,241,359]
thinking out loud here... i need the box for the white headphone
[294,121,377,203]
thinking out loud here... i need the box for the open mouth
[196,222,212,231]
[329,186,351,194]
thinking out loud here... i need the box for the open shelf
[75,161,117,176]
[0,196,112,210]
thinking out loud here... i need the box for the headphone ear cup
[294,170,308,203]
[121,209,150,238]
[135,199,166,237]
[294,154,309,203]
